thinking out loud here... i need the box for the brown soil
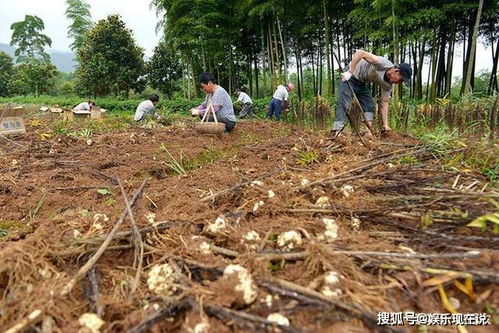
[0,118,497,332]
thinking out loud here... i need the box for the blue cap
[397,63,412,86]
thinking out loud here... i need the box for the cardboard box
[0,106,26,135]
[70,108,91,122]
[91,106,102,119]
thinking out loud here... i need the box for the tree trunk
[411,41,417,98]
[276,16,288,83]
[318,45,323,96]
[488,40,499,94]
[323,0,331,97]
[462,0,484,96]
[445,35,455,97]
[417,40,425,99]
[296,48,302,101]
[392,0,399,64]
[190,62,197,98]
[311,53,316,95]
[260,23,267,97]
[272,22,281,83]
[330,33,335,95]
[435,31,447,97]
[202,45,206,70]
[429,37,438,101]
[228,5,233,94]
[299,49,304,100]
[254,52,259,99]
[425,47,432,101]
[267,25,274,93]
[247,55,252,96]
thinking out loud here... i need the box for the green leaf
[97,188,111,195]
[467,218,486,229]
[79,209,89,217]
[468,213,499,233]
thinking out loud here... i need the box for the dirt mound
[0,119,497,332]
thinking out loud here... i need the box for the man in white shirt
[73,100,94,112]
[268,83,294,120]
[234,89,254,118]
[134,94,160,121]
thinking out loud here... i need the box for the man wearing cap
[332,50,412,138]
[268,83,295,121]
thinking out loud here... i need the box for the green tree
[11,60,58,96]
[75,15,144,97]
[65,0,93,52]
[10,15,52,63]
[147,41,183,98]
[0,51,15,96]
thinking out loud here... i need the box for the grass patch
[0,221,32,240]
[159,143,241,176]
[418,127,458,155]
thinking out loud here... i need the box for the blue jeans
[333,76,375,131]
[267,98,282,120]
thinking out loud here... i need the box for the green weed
[297,150,319,166]
[419,127,458,155]
[105,198,117,206]
[28,193,46,221]
[51,120,73,135]
[396,154,420,166]
[159,144,187,175]
[267,261,282,272]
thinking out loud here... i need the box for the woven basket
[194,122,225,134]
[195,101,225,135]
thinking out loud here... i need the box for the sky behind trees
[0,0,160,56]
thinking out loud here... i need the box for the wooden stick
[211,245,239,257]
[5,309,43,333]
[203,302,304,333]
[211,244,479,261]
[117,178,144,294]
[74,221,179,245]
[129,299,192,333]
[260,278,404,333]
[56,244,133,258]
[60,179,147,296]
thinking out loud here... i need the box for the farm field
[1,113,497,332]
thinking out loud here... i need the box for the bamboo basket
[194,102,225,135]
